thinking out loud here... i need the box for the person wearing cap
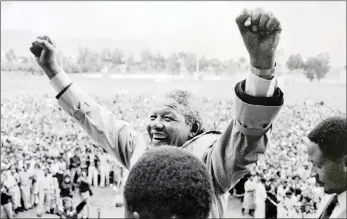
[30,7,284,218]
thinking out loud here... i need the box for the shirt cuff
[50,71,72,94]
[245,65,278,97]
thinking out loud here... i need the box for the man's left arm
[206,8,284,194]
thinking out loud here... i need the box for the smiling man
[306,117,347,219]
[30,8,284,218]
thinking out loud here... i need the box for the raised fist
[236,8,282,69]
[29,36,60,79]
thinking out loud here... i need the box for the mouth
[151,133,168,144]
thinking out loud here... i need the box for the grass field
[1,72,346,112]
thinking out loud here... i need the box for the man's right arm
[30,37,147,170]
[50,71,147,170]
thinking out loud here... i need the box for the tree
[198,56,209,72]
[225,59,238,74]
[210,58,225,75]
[315,52,330,81]
[166,53,180,74]
[126,53,135,73]
[303,53,330,81]
[100,48,112,61]
[304,69,316,81]
[286,54,304,72]
[140,50,153,72]
[184,53,197,73]
[153,53,166,72]
[111,48,124,65]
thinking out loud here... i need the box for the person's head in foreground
[147,90,204,147]
[124,146,213,219]
[307,116,347,194]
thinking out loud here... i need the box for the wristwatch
[249,63,276,80]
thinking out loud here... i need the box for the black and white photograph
[1,1,346,218]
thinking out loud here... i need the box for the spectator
[1,184,14,219]
[242,174,256,216]
[97,149,110,188]
[254,177,267,218]
[69,148,81,191]
[17,165,32,210]
[77,170,93,219]
[86,148,98,187]
[4,167,22,214]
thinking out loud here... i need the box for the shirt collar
[337,190,346,206]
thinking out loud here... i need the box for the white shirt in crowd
[255,182,267,204]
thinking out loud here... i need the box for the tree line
[2,47,335,81]
[286,52,332,81]
[1,48,249,75]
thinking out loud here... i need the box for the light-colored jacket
[49,69,283,218]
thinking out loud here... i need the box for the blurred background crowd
[1,94,345,218]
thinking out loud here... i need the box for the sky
[1,1,346,66]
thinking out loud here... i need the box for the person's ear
[133,212,140,219]
[189,122,200,138]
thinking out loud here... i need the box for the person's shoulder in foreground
[306,116,347,219]
[123,146,213,219]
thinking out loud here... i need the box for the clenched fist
[236,8,282,69]
[30,36,61,79]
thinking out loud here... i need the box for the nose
[150,119,164,130]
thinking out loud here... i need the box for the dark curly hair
[308,116,347,160]
[124,146,213,219]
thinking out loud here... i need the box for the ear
[189,122,200,138]
[133,212,140,219]
[343,155,347,173]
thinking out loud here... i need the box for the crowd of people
[1,93,345,218]
[1,95,127,218]
[230,100,344,218]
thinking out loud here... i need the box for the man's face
[147,103,191,147]
[307,141,347,194]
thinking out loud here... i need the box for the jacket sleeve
[50,73,147,170]
[206,74,284,194]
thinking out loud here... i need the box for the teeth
[153,134,166,139]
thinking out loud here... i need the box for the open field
[1,72,346,112]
